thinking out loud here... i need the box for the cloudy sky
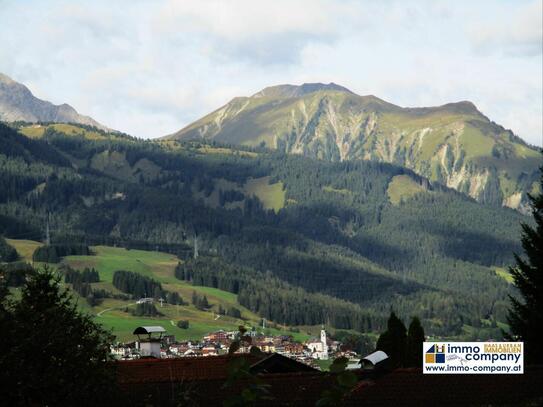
[1,0,542,145]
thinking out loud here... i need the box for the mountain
[0,122,525,338]
[0,73,110,131]
[167,83,541,212]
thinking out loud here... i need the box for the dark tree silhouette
[406,317,425,367]
[507,162,543,364]
[0,265,119,405]
[0,236,18,262]
[376,311,407,368]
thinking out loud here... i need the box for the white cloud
[0,0,541,145]
[155,0,339,40]
[468,0,542,57]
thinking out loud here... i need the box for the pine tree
[0,265,118,405]
[192,290,198,305]
[201,295,209,309]
[376,311,407,368]
[406,317,425,367]
[0,236,18,262]
[507,162,543,364]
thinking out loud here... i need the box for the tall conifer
[508,161,543,364]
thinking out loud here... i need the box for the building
[306,327,329,360]
[133,326,166,358]
[203,330,232,344]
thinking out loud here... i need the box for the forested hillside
[0,121,529,338]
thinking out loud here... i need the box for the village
[110,326,360,370]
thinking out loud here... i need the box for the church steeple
[320,326,328,360]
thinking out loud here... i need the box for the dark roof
[122,370,335,407]
[117,356,543,406]
[345,366,543,406]
[225,371,333,406]
[133,326,166,335]
[249,353,317,374]
[117,354,264,384]
[117,354,331,406]
[117,353,317,385]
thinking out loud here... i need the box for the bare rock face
[167,83,541,212]
[0,73,109,130]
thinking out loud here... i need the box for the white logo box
[423,342,523,374]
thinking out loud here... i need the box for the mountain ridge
[0,73,110,131]
[167,83,541,212]
[252,82,355,98]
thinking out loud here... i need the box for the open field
[6,239,312,342]
[387,174,426,205]
[64,245,180,284]
[6,239,42,262]
[95,300,243,341]
[244,176,285,212]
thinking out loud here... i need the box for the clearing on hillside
[387,174,426,205]
[244,176,285,212]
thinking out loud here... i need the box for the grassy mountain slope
[168,83,541,212]
[0,121,525,338]
[6,238,309,342]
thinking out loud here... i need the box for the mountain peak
[253,82,354,99]
[403,100,485,118]
[441,100,481,115]
[0,72,17,85]
[0,72,111,131]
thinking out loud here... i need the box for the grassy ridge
[19,123,108,140]
[168,86,540,210]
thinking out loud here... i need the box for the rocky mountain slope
[168,83,541,211]
[0,73,109,131]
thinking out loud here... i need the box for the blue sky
[1,0,541,145]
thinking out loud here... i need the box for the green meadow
[387,174,426,205]
[7,239,310,342]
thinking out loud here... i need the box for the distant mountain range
[0,75,539,212]
[0,73,109,131]
[167,83,541,212]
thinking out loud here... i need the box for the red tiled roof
[117,357,543,406]
[116,354,263,384]
[123,370,337,407]
[346,366,543,406]
[117,355,336,406]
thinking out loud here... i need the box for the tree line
[33,244,91,263]
[112,269,184,305]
